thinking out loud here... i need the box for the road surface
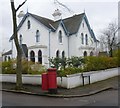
[2,89,118,106]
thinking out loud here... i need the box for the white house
[9,9,99,67]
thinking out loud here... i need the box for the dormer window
[59,30,62,43]
[36,30,40,42]
[27,20,31,29]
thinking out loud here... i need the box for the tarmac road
[2,89,118,106]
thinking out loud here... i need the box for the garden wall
[1,68,119,89]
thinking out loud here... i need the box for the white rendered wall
[1,68,118,89]
[69,18,96,57]
[18,16,49,48]
[50,24,69,58]
[11,15,98,66]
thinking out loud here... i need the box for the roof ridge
[29,12,85,22]
[62,13,85,21]
[29,12,54,22]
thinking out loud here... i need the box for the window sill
[59,43,63,45]
[35,42,40,45]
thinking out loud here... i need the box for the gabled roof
[29,13,55,30]
[62,13,85,35]
[2,50,12,56]
[10,12,97,42]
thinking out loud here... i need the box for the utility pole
[10,0,27,90]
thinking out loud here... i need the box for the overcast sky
[0,0,119,53]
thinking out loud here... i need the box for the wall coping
[1,67,118,78]
[66,68,118,78]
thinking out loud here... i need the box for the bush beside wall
[2,60,46,74]
[2,55,119,76]
[83,56,118,72]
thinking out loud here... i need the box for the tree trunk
[109,47,113,57]
[10,2,23,89]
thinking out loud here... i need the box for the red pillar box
[42,73,48,91]
[47,68,57,94]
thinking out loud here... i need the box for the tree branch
[110,33,116,46]
[16,0,27,12]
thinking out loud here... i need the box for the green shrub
[58,67,83,77]
[113,49,120,67]
[27,62,46,75]
[49,56,84,70]
[67,56,84,68]
[2,60,16,74]
[83,56,118,72]
[2,60,46,75]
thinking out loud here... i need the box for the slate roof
[2,50,12,56]
[62,13,84,35]
[29,13,55,30]
[10,12,97,42]
[2,45,28,58]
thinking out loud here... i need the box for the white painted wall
[18,16,49,47]
[69,18,96,57]
[11,14,98,67]
[50,24,69,58]
[66,68,118,88]
[1,68,118,89]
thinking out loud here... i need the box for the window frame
[36,30,40,43]
[27,20,31,29]
[85,34,88,45]
[62,51,65,58]
[58,30,62,44]
[81,33,84,44]
[19,34,22,45]
[56,50,60,58]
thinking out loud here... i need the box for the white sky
[0,0,119,53]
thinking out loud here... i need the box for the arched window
[38,50,42,64]
[85,34,88,45]
[19,34,22,45]
[84,51,87,57]
[62,51,65,58]
[81,33,84,44]
[27,20,31,29]
[8,56,11,61]
[30,50,35,62]
[56,50,60,58]
[90,51,93,56]
[82,23,84,28]
[59,30,62,43]
[36,30,40,42]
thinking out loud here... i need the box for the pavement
[1,76,119,98]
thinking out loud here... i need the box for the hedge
[83,56,118,72]
[2,56,119,76]
[2,60,46,74]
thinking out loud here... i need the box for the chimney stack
[17,11,25,24]
[52,9,62,21]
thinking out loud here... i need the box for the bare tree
[10,0,27,90]
[100,21,118,57]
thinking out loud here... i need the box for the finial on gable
[27,6,29,13]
